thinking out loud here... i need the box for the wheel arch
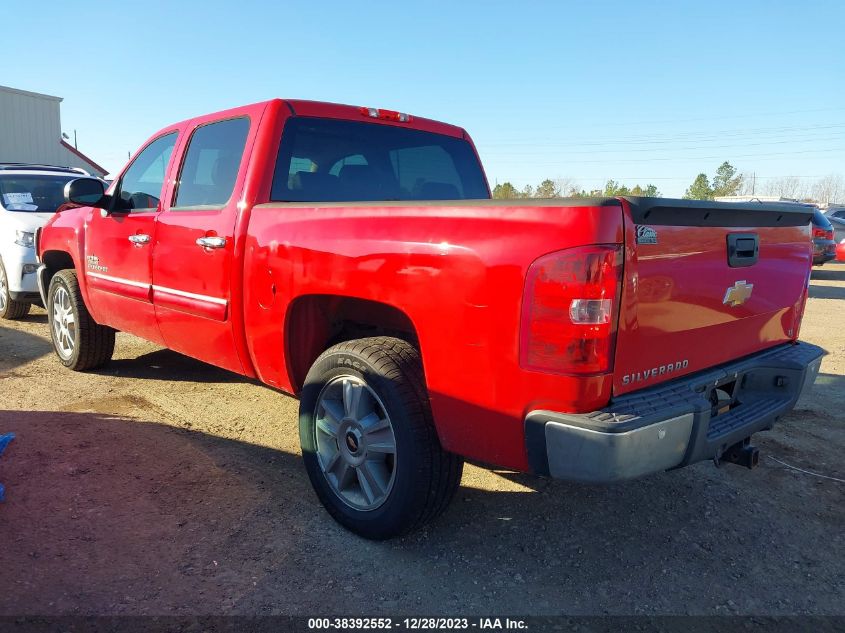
[41,249,76,278]
[284,294,421,394]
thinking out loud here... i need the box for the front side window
[270,118,489,202]
[173,118,250,209]
[0,175,77,212]
[115,132,178,212]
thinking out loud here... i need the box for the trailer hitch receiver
[716,438,759,470]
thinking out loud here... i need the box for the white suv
[0,164,92,319]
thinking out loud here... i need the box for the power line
[471,106,845,132]
[479,134,845,156]
[518,175,835,181]
[482,147,845,165]
[479,123,845,147]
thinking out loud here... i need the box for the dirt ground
[0,264,842,616]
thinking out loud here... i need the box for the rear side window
[173,117,250,209]
[271,117,489,202]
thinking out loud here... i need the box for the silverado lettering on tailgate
[622,359,689,386]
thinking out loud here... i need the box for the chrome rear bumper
[525,342,824,483]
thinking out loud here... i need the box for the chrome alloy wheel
[0,266,7,312]
[314,375,397,511]
[52,286,76,359]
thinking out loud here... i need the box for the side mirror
[64,178,107,209]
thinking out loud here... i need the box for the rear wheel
[0,259,30,320]
[299,337,463,539]
[47,269,115,370]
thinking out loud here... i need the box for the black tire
[299,336,463,540]
[47,269,115,370]
[0,258,30,320]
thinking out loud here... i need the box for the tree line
[492,162,844,203]
[683,161,743,199]
[684,162,844,202]
[492,178,661,199]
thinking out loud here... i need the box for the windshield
[0,174,78,213]
[271,117,490,202]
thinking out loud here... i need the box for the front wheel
[0,258,30,320]
[47,269,115,370]
[299,337,463,540]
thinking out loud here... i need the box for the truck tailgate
[613,198,814,396]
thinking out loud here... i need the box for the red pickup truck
[36,99,824,539]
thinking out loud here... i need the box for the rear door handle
[196,236,227,249]
[128,234,151,245]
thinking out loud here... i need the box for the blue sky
[5,0,844,197]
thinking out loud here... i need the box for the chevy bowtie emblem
[723,280,754,307]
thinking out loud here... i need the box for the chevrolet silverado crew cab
[0,164,92,319]
[36,99,824,539]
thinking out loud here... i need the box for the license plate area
[708,376,740,418]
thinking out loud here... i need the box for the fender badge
[636,225,658,245]
[723,280,754,307]
[85,255,108,273]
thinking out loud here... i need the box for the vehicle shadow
[808,284,845,300]
[797,371,845,417]
[91,347,254,385]
[20,310,48,325]
[809,262,845,299]
[1,400,841,616]
[0,324,53,372]
[810,263,845,282]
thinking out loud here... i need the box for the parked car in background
[824,206,845,244]
[0,164,91,319]
[812,208,836,266]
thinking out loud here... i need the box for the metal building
[0,85,107,177]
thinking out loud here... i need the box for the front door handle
[196,236,227,249]
[128,234,151,245]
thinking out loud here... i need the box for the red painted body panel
[39,210,89,301]
[612,199,811,395]
[151,102,268,374]
[242,203,624,469]
[84,209,165,345]
[47,123,189,347]
[37,99,815,474]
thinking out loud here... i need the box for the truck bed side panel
[243,201,624,470]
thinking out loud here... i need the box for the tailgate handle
[727,233,759,268]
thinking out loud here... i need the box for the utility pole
[73,129,78,150]
[752,172,756,195]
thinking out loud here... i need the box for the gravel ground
[0,264,842,616]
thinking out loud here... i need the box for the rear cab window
[270,118,489,202]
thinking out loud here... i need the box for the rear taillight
[812,226,833,240]
[520,244,623,375]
